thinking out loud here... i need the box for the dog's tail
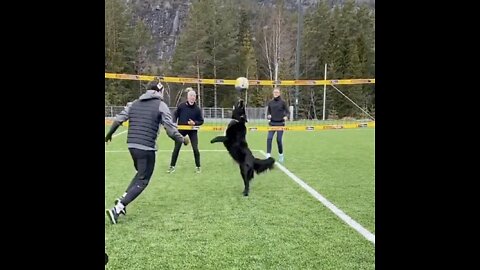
[211,136,227,144]
[253,157,275,174]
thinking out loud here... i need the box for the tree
[171,0,210,106]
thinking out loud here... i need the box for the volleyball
[235,77,249,91]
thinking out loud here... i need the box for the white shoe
[266,153,271,158]
[167,166,175,173]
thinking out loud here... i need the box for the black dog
[211,100,275,196]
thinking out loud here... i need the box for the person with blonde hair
[167,88,204,173]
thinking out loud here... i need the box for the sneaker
[106,208,119,224]
[114,198,127,216]
[167,166,176,173]
[266,153,271,158]
[278,154,284,163]
[195,167,201,173]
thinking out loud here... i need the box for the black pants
[121,148,156,206]
[170,130,200,167]
[267,121,285,154]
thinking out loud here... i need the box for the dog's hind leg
[240,166,250,196]
[240,165,255,196]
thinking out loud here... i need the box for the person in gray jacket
[104,80,190,224]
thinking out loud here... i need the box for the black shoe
[114,198,127,215]
[106,208,119,224]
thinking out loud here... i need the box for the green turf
[105,126,375,269]
[199,119,371,125]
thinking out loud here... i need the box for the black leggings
[170,130,200,167]
[267,122,285,154]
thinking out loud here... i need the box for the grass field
[105,126,375,269]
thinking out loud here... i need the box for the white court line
[105,131,127,148]
[112,130,127,137]
[258,150,375,244]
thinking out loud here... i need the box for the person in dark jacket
[266,87,289,163]
[104,81,189,224]
[167,88,204,173]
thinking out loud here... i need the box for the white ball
[235,77,249,91]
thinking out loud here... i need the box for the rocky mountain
[126,0,374,67]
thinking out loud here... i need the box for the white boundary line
[257,150,375,244]
[112,130,127,137]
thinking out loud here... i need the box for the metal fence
[105,106,373,126]
[105,106,267,120]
